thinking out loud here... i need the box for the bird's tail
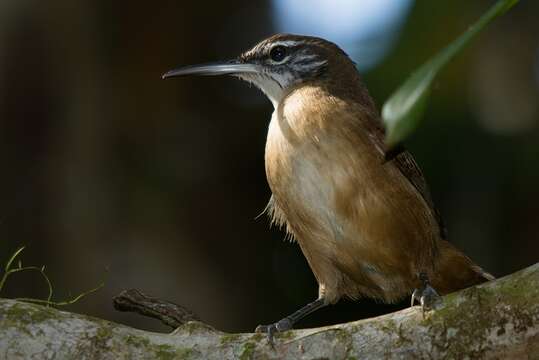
[430,240,494,295]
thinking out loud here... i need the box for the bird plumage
[265,82,492,304]
[163,33,493,338]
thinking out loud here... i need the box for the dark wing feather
[365,118,447,240]
[392,150,447,240]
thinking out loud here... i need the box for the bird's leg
[255,298,326,345]
[411,272,442,316]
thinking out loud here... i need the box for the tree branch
[1,263,538,359]
[113,289,200,328]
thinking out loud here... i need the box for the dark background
[0,0,537,333]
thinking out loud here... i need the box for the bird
[162,33,494,341]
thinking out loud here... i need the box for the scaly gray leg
[255,298,327,346]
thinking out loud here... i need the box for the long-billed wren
[163,34,494,339]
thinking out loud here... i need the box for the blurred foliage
[382,0,519,147]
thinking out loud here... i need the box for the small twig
[1,247,54,305]
[1,266,54,304]
[1,246,106,308]
[16,281,105,307]
[113,289,200,329]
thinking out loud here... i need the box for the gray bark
[1,263,538,360]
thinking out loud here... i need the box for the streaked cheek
[272,70,295,88]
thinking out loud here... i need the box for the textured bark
[112,289,200,328]
[1,263,538,360]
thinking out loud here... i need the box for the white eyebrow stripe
[295,54,318,61]
[270,40,301,48]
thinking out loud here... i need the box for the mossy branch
[1,263,538,359]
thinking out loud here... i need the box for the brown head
[163,34,369,108]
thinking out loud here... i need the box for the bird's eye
[270,46,287,62]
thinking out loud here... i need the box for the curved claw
[255,323,277,347]
[410,288,421,307]
[255,318,293,347]
[411,284,442,318]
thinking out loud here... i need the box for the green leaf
[382,0,519,148]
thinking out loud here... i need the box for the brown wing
[366,118,447,240]
[391,150,447,240]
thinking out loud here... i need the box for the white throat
[238,72,294,109]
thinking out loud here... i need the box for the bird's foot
[254,298,326,346]
[411,284,442,317]
[255,318,293,347]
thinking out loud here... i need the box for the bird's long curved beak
[162,60,259,79]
